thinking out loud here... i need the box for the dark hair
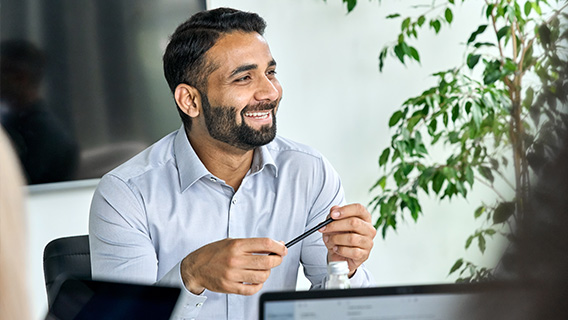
[0,39,46,85]
[163,7,267,130]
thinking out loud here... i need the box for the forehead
[205,31,274,75]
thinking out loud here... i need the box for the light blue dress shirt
[89,127,375,320]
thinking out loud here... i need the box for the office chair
[43,235,91,306]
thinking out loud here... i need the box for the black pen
[270,217,334,255]
[285,217,334,248]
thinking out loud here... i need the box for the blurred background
[1,0,508,319]
[1,0,205,184]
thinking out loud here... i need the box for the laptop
[259,282,521,320]
[45,277,181,320]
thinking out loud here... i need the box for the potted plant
[336,0,568,281]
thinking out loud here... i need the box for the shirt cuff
[349,264,376,288]
[158,262,208,320]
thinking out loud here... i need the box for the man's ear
[174,84,201,118]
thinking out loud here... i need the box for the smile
[244,110,271,120]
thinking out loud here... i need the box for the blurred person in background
[497,131,568,320]
[0,39,78,184]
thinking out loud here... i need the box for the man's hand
[180,238,287,295]
[319,204,376,277]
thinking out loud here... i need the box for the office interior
[2,0,515,319]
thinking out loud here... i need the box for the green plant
[338,0,568,282]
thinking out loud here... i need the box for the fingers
[181,237,286,296]
[329,203,372,223]
[216,268,272,295]
[319,203,377,273]
[323,232,373,252]
[236,237,288,256]
[210,241,280,295]
[322,233,373,261]
[320,206,376,238]
[227,250,284,270]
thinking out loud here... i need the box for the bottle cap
[327,260,349,275]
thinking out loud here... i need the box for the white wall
[26,1,508,319]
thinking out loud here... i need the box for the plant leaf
[369,175,386,192]
[386,13,401,19]
[401,17,411,31]
[539,24,551,47]
[343,0,357,12]
[451,104,460,122]
[417,15,426,26]
[465,235,474,249]
[379,148,391,166]
[445,8,453,24]
[379,47,388,72]
[431,19,441,33]
[478,166,494,183]
[524,1,532,16]
[465,166,474,186]
[474,205,485,218]
[486,4,495,18]
[497,26,510,41]
[409,46,420,62]
[467,54,481,69]
[389,110,404,127]
[471,103,482,129]
[467,25,488,44]
[393,43,405,63]
[474,42,495,48]
[432,171,445,194]
[493,201,515,224]
[478,235,486,253]
[449,259,464,275]
[532,1,542,15]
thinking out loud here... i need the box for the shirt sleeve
[159,262,208,320]
[89,174,206,319]
[299,156,376,289]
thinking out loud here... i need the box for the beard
[200,92,278,151]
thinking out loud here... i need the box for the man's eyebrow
[229,60,277,78]
[230,64,258,78]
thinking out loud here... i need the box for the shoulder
[106,131,178,183]
[264,135,339,177]
[266,135,325,161]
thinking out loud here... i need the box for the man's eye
[235,75,251,82]
[267,70,277,76]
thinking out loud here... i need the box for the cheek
[222,91,250,110]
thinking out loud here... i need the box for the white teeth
[245,111,270,118]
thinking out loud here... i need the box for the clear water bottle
[325,261,351,289]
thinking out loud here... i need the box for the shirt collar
[251,143,278,178]
[174,126,279,192]
[174,127,210,192]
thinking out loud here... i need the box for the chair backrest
[43,235,91,306]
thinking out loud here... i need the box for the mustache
[241,99,279,114]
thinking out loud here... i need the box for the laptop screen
[259,283,515,320]
[45,278,181,320]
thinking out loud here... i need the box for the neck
[186,127,253,191]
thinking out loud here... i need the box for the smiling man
[89,7,376,320]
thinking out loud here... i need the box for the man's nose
[254,76,280,102]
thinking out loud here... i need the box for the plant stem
[474,176,507,201]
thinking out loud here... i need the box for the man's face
[198,31,283,150]
[200,91,278,151]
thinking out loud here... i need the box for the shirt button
[196,302,203,307]
[210,177,217,182]
[231,198,237,204]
